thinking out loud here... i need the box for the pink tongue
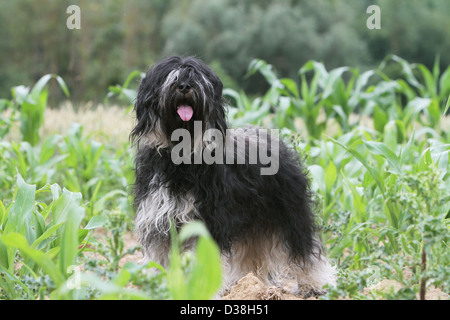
[177,105,194,121]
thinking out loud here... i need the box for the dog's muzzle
[175,83,194,122]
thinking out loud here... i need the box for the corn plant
[0,98,15,139]
[223,88,271,127]
[56,123,133,220]
[0,174,98,299]
[167,221,222,300]
[106,70,144,112]
[375,55,450,134]
[11,74,69,146]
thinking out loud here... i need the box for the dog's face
[131,56,227,148]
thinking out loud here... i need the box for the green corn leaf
[84,215,108,230]
[30,74,69,100]
[330,138,398,228]
[0,200,5,226]
[30,74,53,101]
[324,161,337,194]
[439,66,450,100]
[54,75,70,98]
[390,55,424,91]
[342,172,367,223]
[1,232,65,286]
[309,164,325,193]
[443,95,450,115]
[349,70,375,107]
[40,135,62,164]
[50,188,82,227]
[32,222,64,249]
[322,67,349,99]
[167,222,222,300]
[168,225,186,300]
[187,236,222,299]
[280,78,299,98]
[417,64,437,98]
[373,105,388,133]
[179,222,222,300]
[364,141,402,175]
[4,174,36,243]
[58,197,85,277]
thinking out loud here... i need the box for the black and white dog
[130,56,335,296]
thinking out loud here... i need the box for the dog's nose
[177,82,191,94]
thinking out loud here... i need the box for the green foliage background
[1,0,450,102]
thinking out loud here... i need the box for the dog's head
[131,56,227,149]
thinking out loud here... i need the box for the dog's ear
[206,85,228,134]
[195,62,227,133]
[212,75,227,133]
[213,75,223,100]
[130,75,159,145]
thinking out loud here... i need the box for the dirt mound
[221,273,315,300]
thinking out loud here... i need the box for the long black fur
[131,56,322,272]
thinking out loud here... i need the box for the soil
[221,273,308,300]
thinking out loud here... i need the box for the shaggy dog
[130,56,335,296]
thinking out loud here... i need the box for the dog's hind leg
[260,241,336,298]
[220,237,274,294]
[292,254,337,298]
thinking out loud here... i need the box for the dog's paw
[295,284,326,299]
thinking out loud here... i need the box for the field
[0,56,449,300]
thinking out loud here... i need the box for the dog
[130,56,336,297]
